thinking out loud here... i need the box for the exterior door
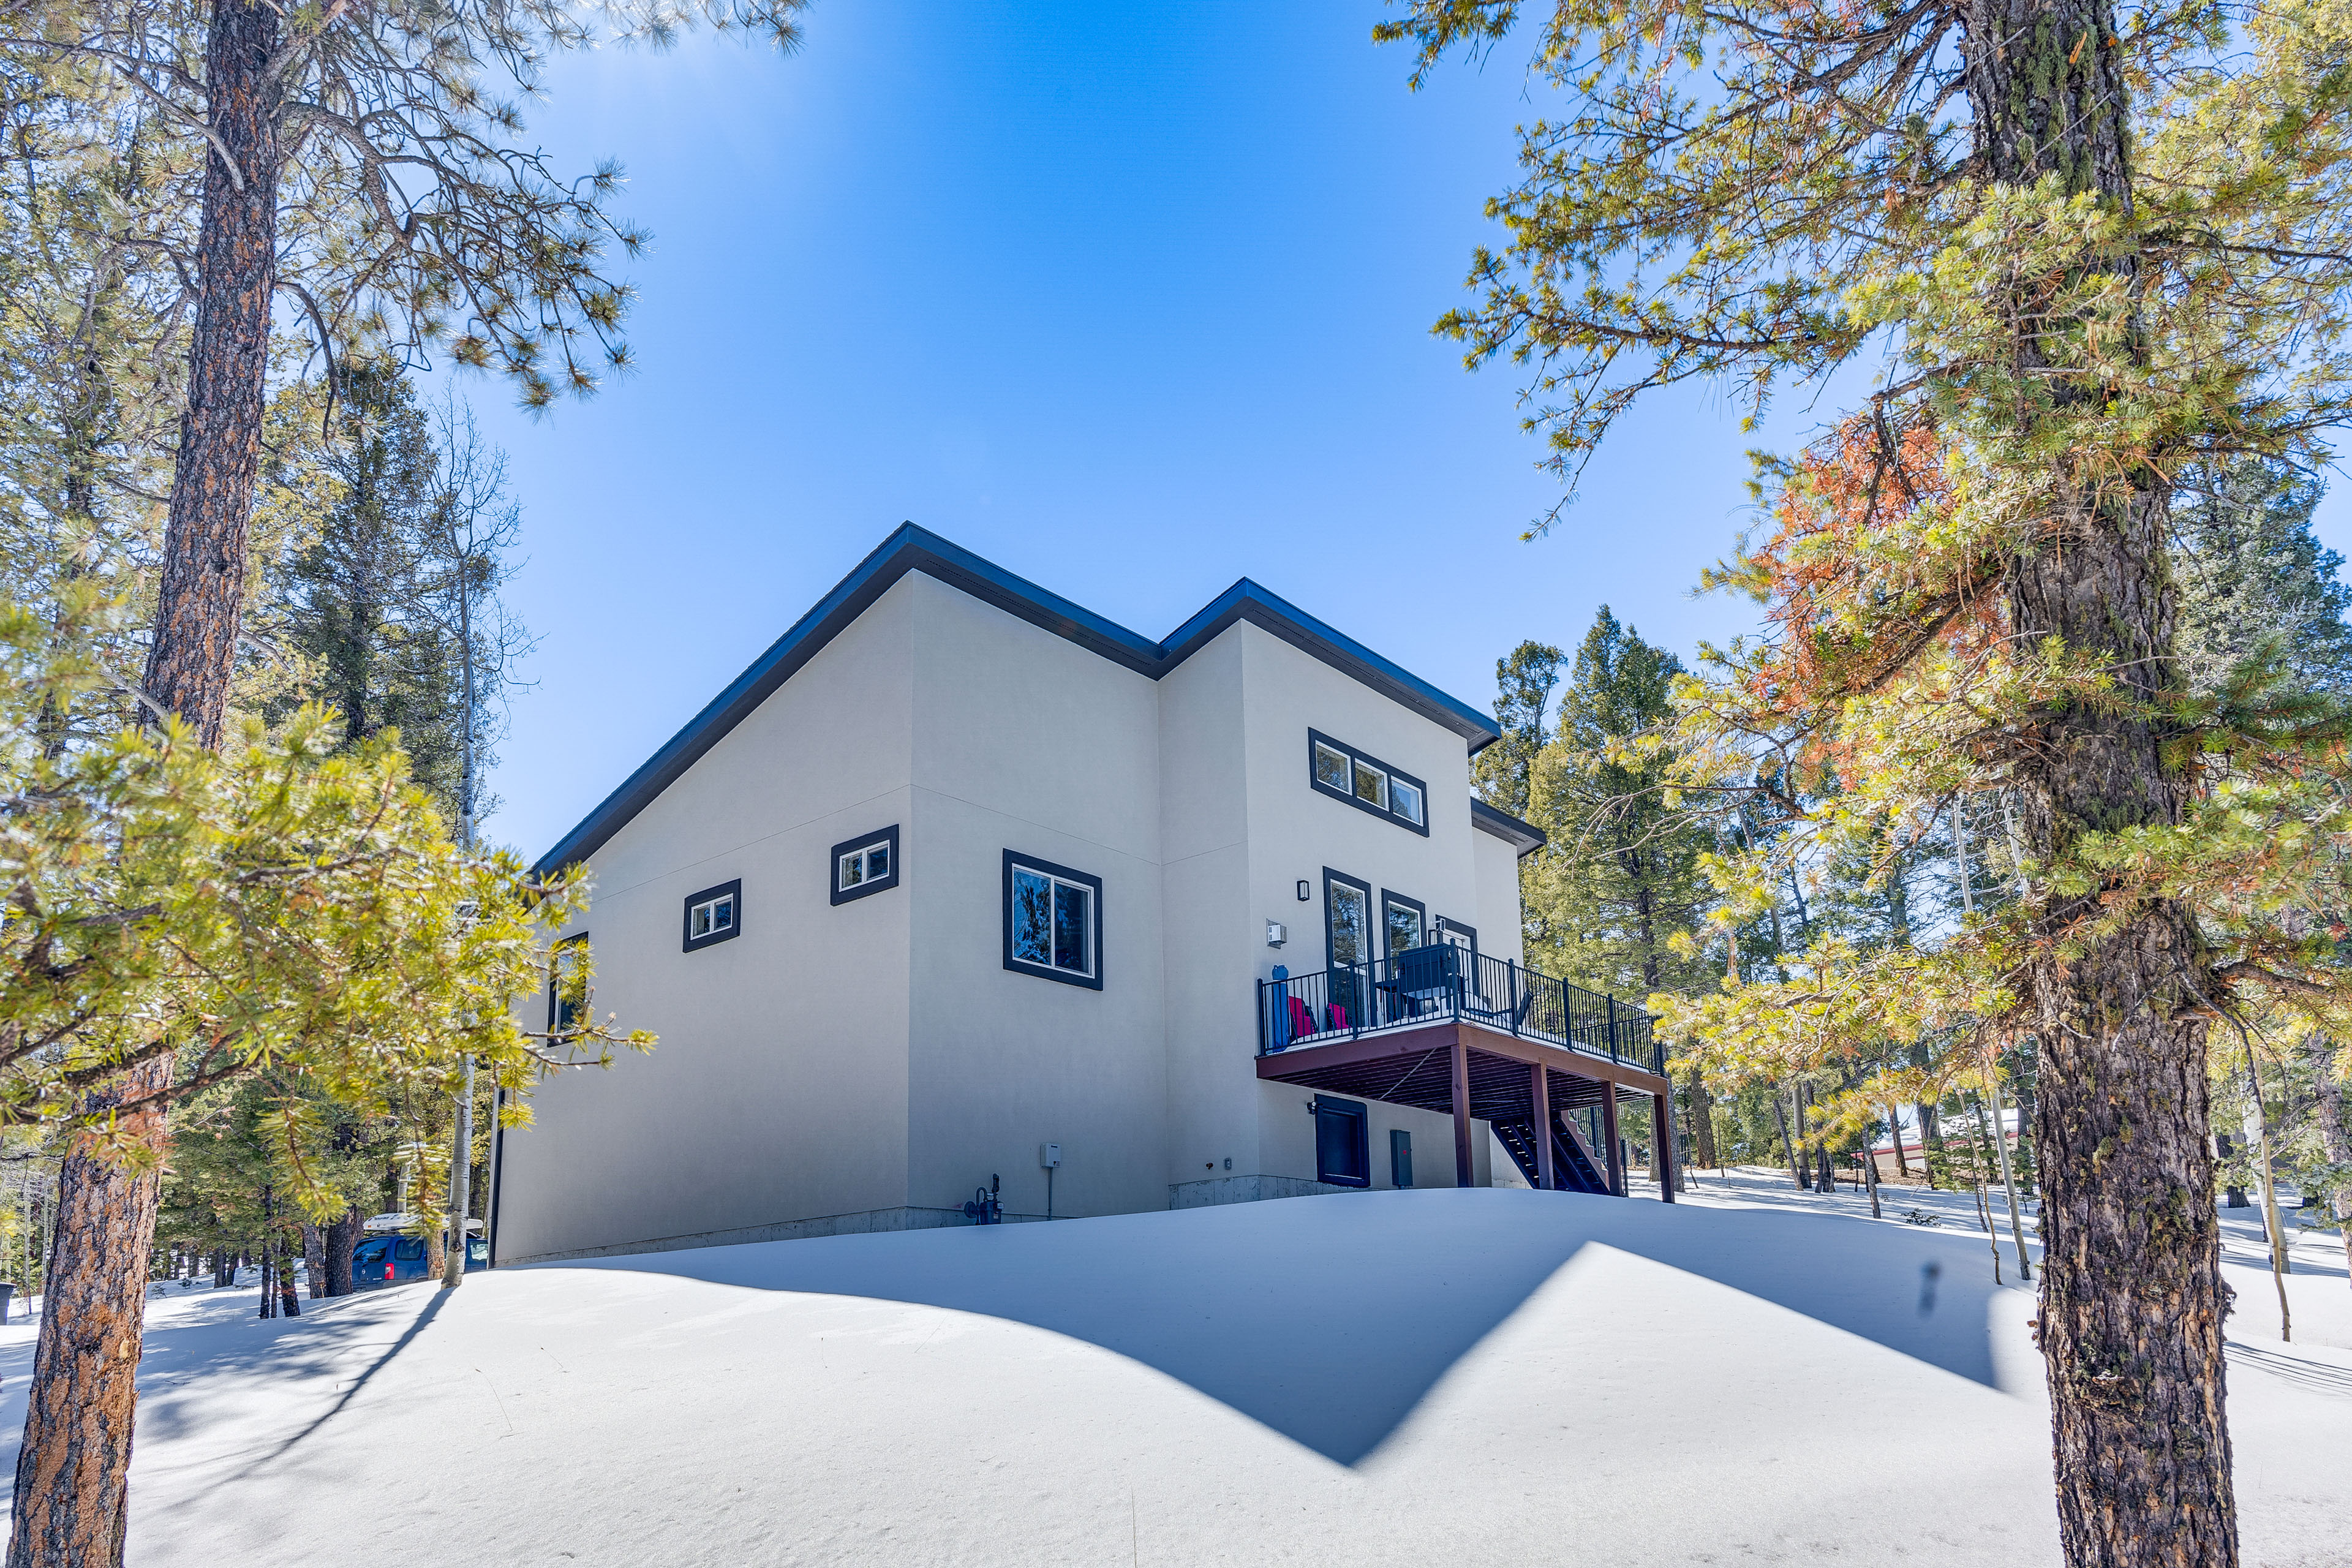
[1324,871,1371,1027]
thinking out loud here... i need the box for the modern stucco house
[488,526,1675,1264]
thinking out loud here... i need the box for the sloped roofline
[536,523,1502,874]
[1469,799,1548,858]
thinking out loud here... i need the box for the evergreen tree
[1471,639,1563,820]
[268,364,466,814]
[2172,458,2352,698]
[1523,608,1710,1000]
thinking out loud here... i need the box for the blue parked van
[350,1233,487,1290]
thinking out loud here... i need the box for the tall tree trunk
[1887,1102,1912,1177]
[1686,1065,1718,1171]
[12,9,289,1564]
[6,1056,171,1568]
[138,0,284,744]
[1970,0,2234,1551]
[1773,1085,1803,1188]
[301,1224,325,1299]
[323,1207,361,1298]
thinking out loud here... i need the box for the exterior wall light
[1296,880,1311,901]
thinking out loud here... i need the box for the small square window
[831,826,901,905]
[1003,851,1102,989]
[682,880,742,952]
[1390,777,1424,826]
[1352,758,1388,810]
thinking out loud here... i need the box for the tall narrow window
[682,880,742,952]
[1324,870,1371,970]
[547,933,589,1032]
[1003,852,1103,989]
[831,825,900,905]
[1382,891,1427,957]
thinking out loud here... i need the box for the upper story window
[547,933,589,1033]
[1308,729,1428,835]
[831,825,900,905]
[1003,851,1102,989]
[682,880,742,952]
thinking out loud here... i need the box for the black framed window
[682,881,742,952]
[1381,891,1427,957]
[546,933,589,1033]
[1003,851,1103,989]
[1308,729,1428,834]
[1314,1095,1370,1188]
[1323,869,1373,971]
[831,825,900,905]
[1390,1128,1414,1189]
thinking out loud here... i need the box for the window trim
[1001,850,1104,990]
[1380,889,1428,958]
[1322,868,1373,973]
[1313,1095,1371,1188]
[681,881,742,952]
[1306,729,1430,835]
[829,824,901,905]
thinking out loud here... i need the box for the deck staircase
[1492,1114,1614,1196]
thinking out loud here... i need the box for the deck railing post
[1607,995,1620,1061]
[1257,979,1267,1055]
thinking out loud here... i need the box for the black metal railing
[1257,944,1664,1077]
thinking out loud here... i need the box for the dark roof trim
[537,524,1501,873]
[1471,799,1548,858]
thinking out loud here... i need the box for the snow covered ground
[1,1174,2345,1567]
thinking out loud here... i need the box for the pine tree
[1471,639,1563,820]
[1387,0,2352,1556]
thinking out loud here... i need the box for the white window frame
[682,881,741,952]
[831,824,900,905]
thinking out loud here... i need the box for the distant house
[488,526,1676,1264]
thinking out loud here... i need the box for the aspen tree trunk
[1966,0,2236,1555]
[2307,1038,2351,1286]
[12,10,289,1564]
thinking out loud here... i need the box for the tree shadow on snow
[546,1188,2015,1467]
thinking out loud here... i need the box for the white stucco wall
[902,575,1170,1223]
[494,578,921,1263]
[496,566,1533,1261]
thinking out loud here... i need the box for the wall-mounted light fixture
[1295,880,1311,901]
[1265,921,1287,948]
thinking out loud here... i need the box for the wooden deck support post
[1531,1062,1555,1191]
[1654,1088,1678,1204]
[1600,1087,1623,1197]
[1452,1039,1476,1188]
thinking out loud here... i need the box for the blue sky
[460,2,2350,859]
